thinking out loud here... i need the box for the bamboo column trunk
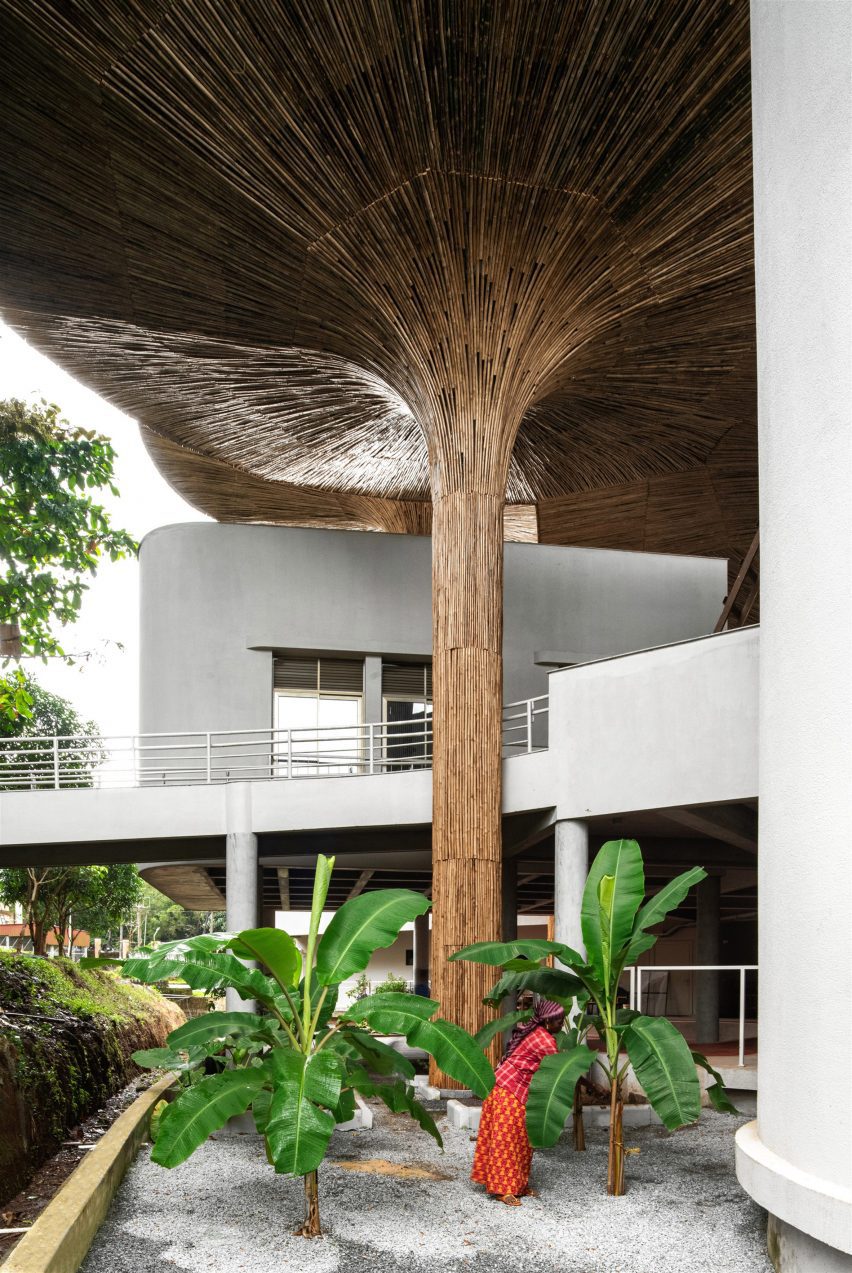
[428,487,505,1085]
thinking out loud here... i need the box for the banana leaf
[166,1011,273,1051]
[124,948,279,1005]
[449,939,566,965]
[526,1046,595,1148]
[315,889,431,985]
[345,990,438,1031]
[581,840,644,983]
[336,1028,416,1079]
[252,1087,273,1134]
[623,1015,701,1130]
[691,1051,741,1115]
[374,1080,443,1147]
[231,928,302,989]
[408,1018,495,1097]
[151,1069,268,1167]
[625,868,707,961]
[265,1051,342,1175]
[332,1087,358,1124]
[484,965,586,1007]
[473,1008,532,1049]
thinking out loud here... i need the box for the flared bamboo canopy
[0,0,755,556]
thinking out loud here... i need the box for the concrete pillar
[225,783,259,1012]
[413,911,430,996]
[554,820,588,956]
[695,875,720,1045]
[737,5,852,1268]
[363,655,383,724]
[502,858,518,943]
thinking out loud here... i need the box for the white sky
[0,320,207,735]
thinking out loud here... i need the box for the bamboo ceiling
[0,0,756,558]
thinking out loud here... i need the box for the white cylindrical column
[695,875,721,1046]
[554,820,588,957]
[737,5,852,1268]
[225,783,259,1013]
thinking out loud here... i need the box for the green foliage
[0,398,137,682]
[454,839,735,1192]
[0,862,141,954]
[692,1051,741,1115]
[0,673,106,790]
[124,855,493,1234]
[137,880,225,945]
[526,1047,599,1147]
[315,888,431,986]
[0,949,164,1023]
[373,970,410,994]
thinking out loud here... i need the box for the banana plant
[452,839,737,1195]
[122,854,494,1236]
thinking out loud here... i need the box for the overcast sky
[0,320,207,735]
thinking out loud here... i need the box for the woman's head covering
[503,996,565,1059]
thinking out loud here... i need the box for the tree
[137,880,225,945]
[125,854,494,1237]
[453,839,738,1195]
[0,863,141,955]
[0,672,105,790]
[0,397,137,720]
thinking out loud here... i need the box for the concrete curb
[1,1074,175,1273]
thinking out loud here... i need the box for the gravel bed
[82,1106,770,1273]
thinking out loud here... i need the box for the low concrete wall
[549,627,759,819]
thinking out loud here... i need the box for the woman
[471,997,565,1205]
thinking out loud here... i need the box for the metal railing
[626,963,758,1067]
[0,695,548,791]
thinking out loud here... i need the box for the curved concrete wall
[139,523,726,734]
[737,4,852,1266]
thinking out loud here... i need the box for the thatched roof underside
[0,1,756,558]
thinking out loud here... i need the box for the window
[274,656,364,775]
[382,662,432,768]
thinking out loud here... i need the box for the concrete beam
[659,805,757,854]
[347,869,374,900]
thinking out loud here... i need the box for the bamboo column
[429,488,504,1081]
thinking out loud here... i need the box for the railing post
[636,967,642,1016]
[206,732,212,784]
[738,966,746,1068]
[629,965,636,1011]
[53,737,60,789]
[287,729,292,780]
[368,723,374,775]
[526,699,533,753]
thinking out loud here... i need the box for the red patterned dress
[471,1025,558,1198]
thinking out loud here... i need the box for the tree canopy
[0,397,137,720]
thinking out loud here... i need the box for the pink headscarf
[503,996,565,1059]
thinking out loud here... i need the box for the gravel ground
[82,1105,771,1273]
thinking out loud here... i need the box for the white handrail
[0,695,549,791]
[626,963,758,1068]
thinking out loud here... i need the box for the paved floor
[82,1106,771,1273]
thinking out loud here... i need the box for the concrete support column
[363,655,383,725]
[413,911,430,996]
[502,858,518,943]
[554,820,588,956]
[695,875,721,1045]
[737,5,852,1268]
[225,783,259,1012]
